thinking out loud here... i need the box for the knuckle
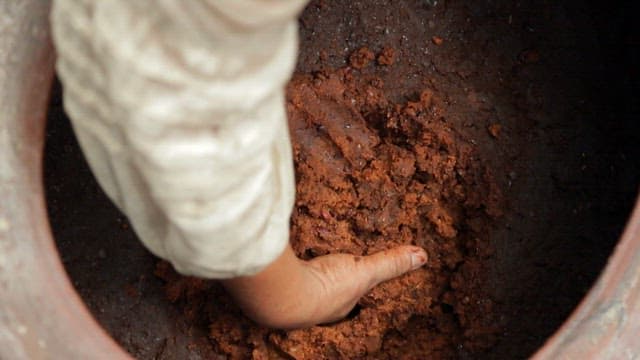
[392,253,409,275]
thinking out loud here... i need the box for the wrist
[222,243,317,329]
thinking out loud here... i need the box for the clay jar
[0,2,638,358]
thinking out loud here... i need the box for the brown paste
[155,67,502,359]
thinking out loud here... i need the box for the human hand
[222,243,427,329]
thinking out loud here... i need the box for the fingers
[361,245,427,287]
[299,246,428,326]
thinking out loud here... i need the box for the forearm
[51,0,303,278]
[222,244,317,329]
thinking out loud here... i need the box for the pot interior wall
[45,0,639,358]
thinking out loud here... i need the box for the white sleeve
[51,0,308,278]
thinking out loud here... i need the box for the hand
[222,243,427,329]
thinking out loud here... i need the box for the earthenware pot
[1,1,638,358]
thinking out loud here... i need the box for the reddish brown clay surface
[155,67,503,359]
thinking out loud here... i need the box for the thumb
[361,245,428,287]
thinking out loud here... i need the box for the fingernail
[410,248,427,270]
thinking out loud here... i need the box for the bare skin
[222,243,427,329]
